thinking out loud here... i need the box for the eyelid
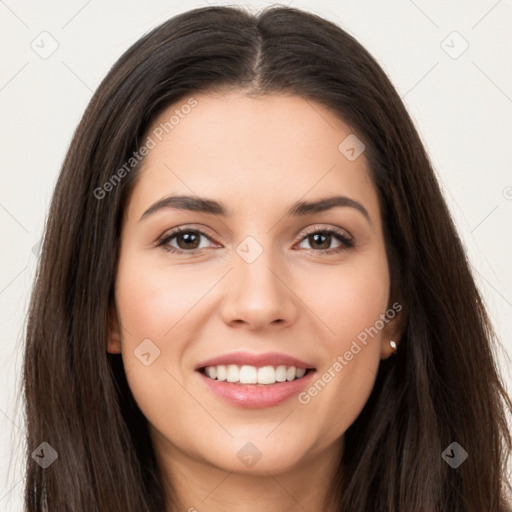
[160,224,217,240]
[299,224,353,242]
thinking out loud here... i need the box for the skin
[108,90,402,512]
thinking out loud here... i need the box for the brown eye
[157,228,216,254]
[174,231,201,250]
[297,228,354,254]
[306,232,334,250]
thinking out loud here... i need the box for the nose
[220,243,299,331]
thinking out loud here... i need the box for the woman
[23,5,512,511]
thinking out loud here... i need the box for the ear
[380,300,406,359]
[107,304,122,354]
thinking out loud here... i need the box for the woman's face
[108,91,401,477]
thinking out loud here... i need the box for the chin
[191,430,316,475]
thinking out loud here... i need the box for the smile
[200,364,310,385]
[194,351,317,408]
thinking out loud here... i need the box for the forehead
[126,91,379,222]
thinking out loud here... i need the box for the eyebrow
[139,194,372,224]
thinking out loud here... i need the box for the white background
[1,0,511,509]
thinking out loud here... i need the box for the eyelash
[156,225,354,256]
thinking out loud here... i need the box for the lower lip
[197,370,316,409]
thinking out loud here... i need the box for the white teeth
[275,365,287,382]
[226,364,239,383]
[257,366,276,384]
[216,365,227,381]
[239,365,257,384]
[203,364,309,384]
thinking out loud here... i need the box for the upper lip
[194,351,316,370]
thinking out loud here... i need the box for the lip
[197,369,317,409]
[194,351,316,371]
[194,351,317,409]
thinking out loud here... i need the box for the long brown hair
[22,5,512,511]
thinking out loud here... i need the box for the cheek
[296,252,389,426]
[113,255,204,433]
[113,252,187,386]
[114,251,216,340]
[303,253,390,352]
[113,250,227,410]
